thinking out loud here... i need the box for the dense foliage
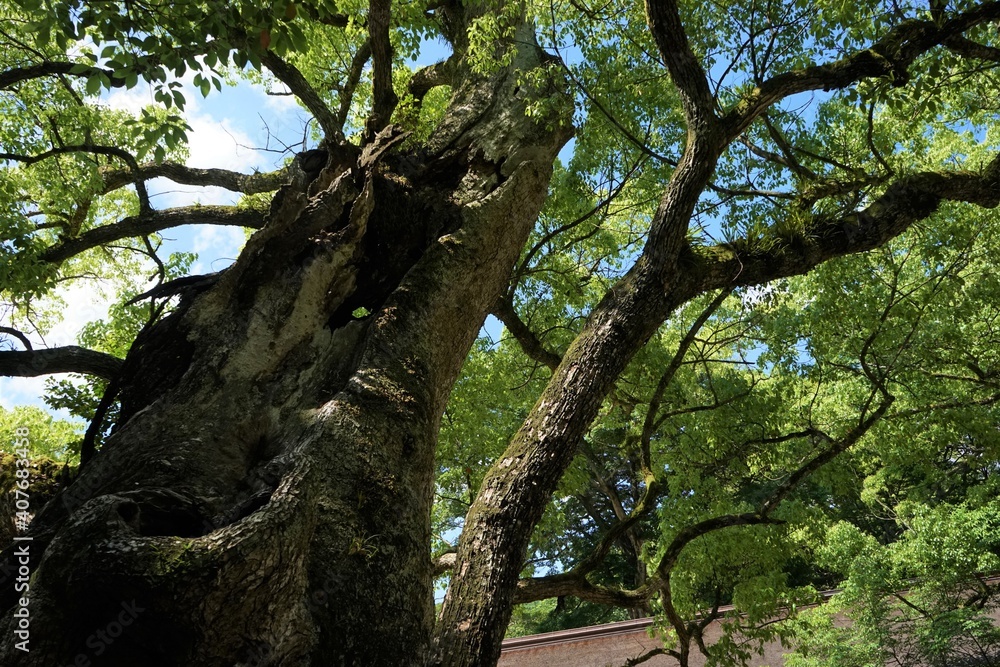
[2,0,1000,664]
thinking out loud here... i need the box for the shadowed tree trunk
[0,20,573,666]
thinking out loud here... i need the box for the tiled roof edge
[501,617,657,651]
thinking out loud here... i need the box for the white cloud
[186,113,262,172]
[1,280,112,350]
[46,281,114,347]
[103,86,156,115]
[190,225,247,272]
[0,280,112,418]
[261,85,305,117]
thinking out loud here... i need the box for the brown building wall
[498,605,1000,667]
[497,616,798,667]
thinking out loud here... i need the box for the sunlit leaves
[0,405,82,460]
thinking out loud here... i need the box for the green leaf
[85,74,102,95]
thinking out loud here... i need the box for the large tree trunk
[0,26,571,666]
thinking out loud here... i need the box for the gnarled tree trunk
[0,24,572,666]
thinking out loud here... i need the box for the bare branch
[41,206,264,263]
[0,346,123,380]
[100,162,287,196]
[655,513,783,579]
[694,152,1000,294]
[0,327,32,350]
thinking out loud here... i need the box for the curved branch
[259,50,341,141]
[100,162,287,196]
[0,346,123,380]
[0,327,32,350]
[514,571,650,606]
[2,144,151,212]
[759,398,892,516]
[654,513,783,579]
[491,297,561,370]
[725,3,1000,136]
[41,206,265,263]
[409,57,457,104]
[694,152,1000,293]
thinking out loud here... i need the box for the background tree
[1,0,1000,665]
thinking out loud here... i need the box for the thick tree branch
[432,551,458,577]
[0,62,125,90]
[41,206,264,263]
[336,40,372,131]
[100,162,287,196]
[409,57,457,104]
[259,50,341,140]
[944,34,1000,61]
[0,346,122,380]
[725,3,1000,136]
[694,152,1000,294]
[444,83,720,663]
[366,0,398,138]
[644,0,718,131]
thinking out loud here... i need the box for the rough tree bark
[0,16,572,667]
[2,1,1000,666]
